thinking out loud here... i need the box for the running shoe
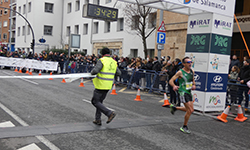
[93,120,102,126]
[170,104,176,115]
[107,112,116,124]
[180,126,191,134]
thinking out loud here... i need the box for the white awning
[118,0,236,17]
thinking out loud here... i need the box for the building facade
[0,0,11,49]
[13,0,156,58]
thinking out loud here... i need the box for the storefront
[232,15,250,62]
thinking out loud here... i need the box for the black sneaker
[170,104,176,115]
[106,112,116,124]
[180,126,191,134]
[93,120,102,126]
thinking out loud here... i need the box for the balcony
[11,24,16,30]
[11,38,15,43]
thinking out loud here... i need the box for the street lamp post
[0,6,35,54]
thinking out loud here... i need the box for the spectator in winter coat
[152,56,162,89]
[167,58,183,105]
[145,58,153,89]
[237,59,250,111]
[227,66,240,104]
[229,55,240,72]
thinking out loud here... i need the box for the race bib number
[186,82,193,90]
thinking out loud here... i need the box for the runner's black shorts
[179,93,192,103]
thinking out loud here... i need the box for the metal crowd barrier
[226,79,250,109]
[115,68,170,94]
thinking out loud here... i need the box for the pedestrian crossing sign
[157,21,166,32]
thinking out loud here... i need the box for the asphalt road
[0,69,249,150]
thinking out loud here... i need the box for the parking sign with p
[157,32,166,44]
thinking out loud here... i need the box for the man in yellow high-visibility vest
[91,48,121,125]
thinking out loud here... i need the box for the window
[18,6,21,13]
[84,0,89,4]
[3,21,7,27]
[0,34,1,40]
[28,2,31,12]
[27,26,30,35]
[75,0,80,11]
[132,15,140,30]
[130,49,138,58]
[44,25,53,35]
[148,12,156,28]
[93,22,98,34]
[117,18,124,31]
[75,25,79,34]
[3,34,7,40]
[105,21,111,33]
[106,0,112,4]
[23,4,26,14]
[93,0,100,5]
[22,26,25,35]
[148,49,155,58]
[45,3,54,13]
[18,27,20,36]
[82,49,87,55]
[0,10,2,15]
[66,26,71,36]
[83,23,88,35]
[67,3,72,13]
[4,0,8,2]
[235,0,244,14]
[0,22,1,28]
[4,9,8,15]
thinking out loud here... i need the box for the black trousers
[91,89,112,120]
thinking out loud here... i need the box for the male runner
[169,57,196,134]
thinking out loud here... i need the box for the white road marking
[3,71,39,85]
[82,99,115,111]
[0,121,15,128]
[17,143,41,150]
[0,102,60,150]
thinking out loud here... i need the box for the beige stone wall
[93,41,123,56]
[155,10,188,61]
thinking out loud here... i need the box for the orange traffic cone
[38,70,42,76]
[162,93,170,107]
[48,72,53,80]
[25,68,29,74]
[134,89,142,101]
[14,66,18,72]
[110,84,117,95]
[61,78,66,83]
[79,78,85,87]
[18,68,22,73]
[234,105,247,122]
[29,69,33,75]
[217,106,230,123]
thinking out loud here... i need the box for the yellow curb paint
[159,99,165,103]
[118,87,127,92]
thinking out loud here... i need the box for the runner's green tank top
[178,69,193,95]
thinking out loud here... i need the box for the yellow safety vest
[93,56,117,90]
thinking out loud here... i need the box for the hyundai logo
[213,75,222,83]
[194,74,200,81]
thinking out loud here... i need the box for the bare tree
[123,2,156,58]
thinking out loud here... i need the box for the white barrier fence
[0,57,58,71]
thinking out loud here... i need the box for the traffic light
[30,41,34,49]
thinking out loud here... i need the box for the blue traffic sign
[157,32,166,44]
[39,38,46,43]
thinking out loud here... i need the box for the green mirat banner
[186,33,211,53]
[210,34,232,55]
